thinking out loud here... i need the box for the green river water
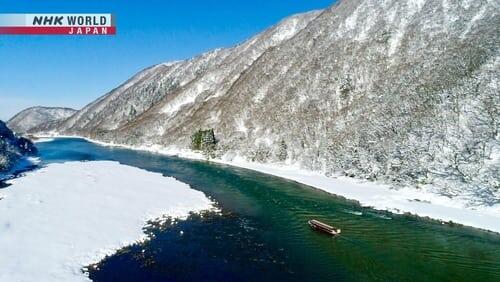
[36,138,500,281]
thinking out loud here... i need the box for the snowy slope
[0,161,214,281]
[45,11,321,134]
[7,106,76,134]
[31,0,499,207]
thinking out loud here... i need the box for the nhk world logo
[0,14,115,35]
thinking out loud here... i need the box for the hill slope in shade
[29,0,499,207]
[0,121,37,172]
[8,106,77,134]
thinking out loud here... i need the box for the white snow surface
[33,137,55,143]
[40,136,500,234]
[0,161,214,282]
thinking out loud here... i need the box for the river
[35,138,500,281]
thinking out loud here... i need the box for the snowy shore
[36,135,500,233]
[0,161,214,282]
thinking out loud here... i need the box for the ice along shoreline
[35,135,500,234]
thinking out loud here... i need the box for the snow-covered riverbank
[0,161,214,282]
[35,135,500,233]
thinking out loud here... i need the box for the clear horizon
[0,0,333,121]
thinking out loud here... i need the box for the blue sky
[0,0,333,120]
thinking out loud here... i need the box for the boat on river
[308,219,341,236]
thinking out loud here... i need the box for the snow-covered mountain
[28,0,499,206]
[34,10,321,134]
[7,106,77,134]
[0,121,37,173]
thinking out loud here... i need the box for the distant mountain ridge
[7,106,77,134]
[23,0,499,206]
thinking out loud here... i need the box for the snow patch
[161,73,219,115]
[270,18,300,43]
[388,14,409,57]
[407,0,426,15]
[253,87,269,103]
[355,6,376,41]
[344,8,359,31]
[461,5,487,37]
[34,137,55,143]
[0,161,214,282]
[235,116,248,134]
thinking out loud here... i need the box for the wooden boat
[308,219,341,236]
